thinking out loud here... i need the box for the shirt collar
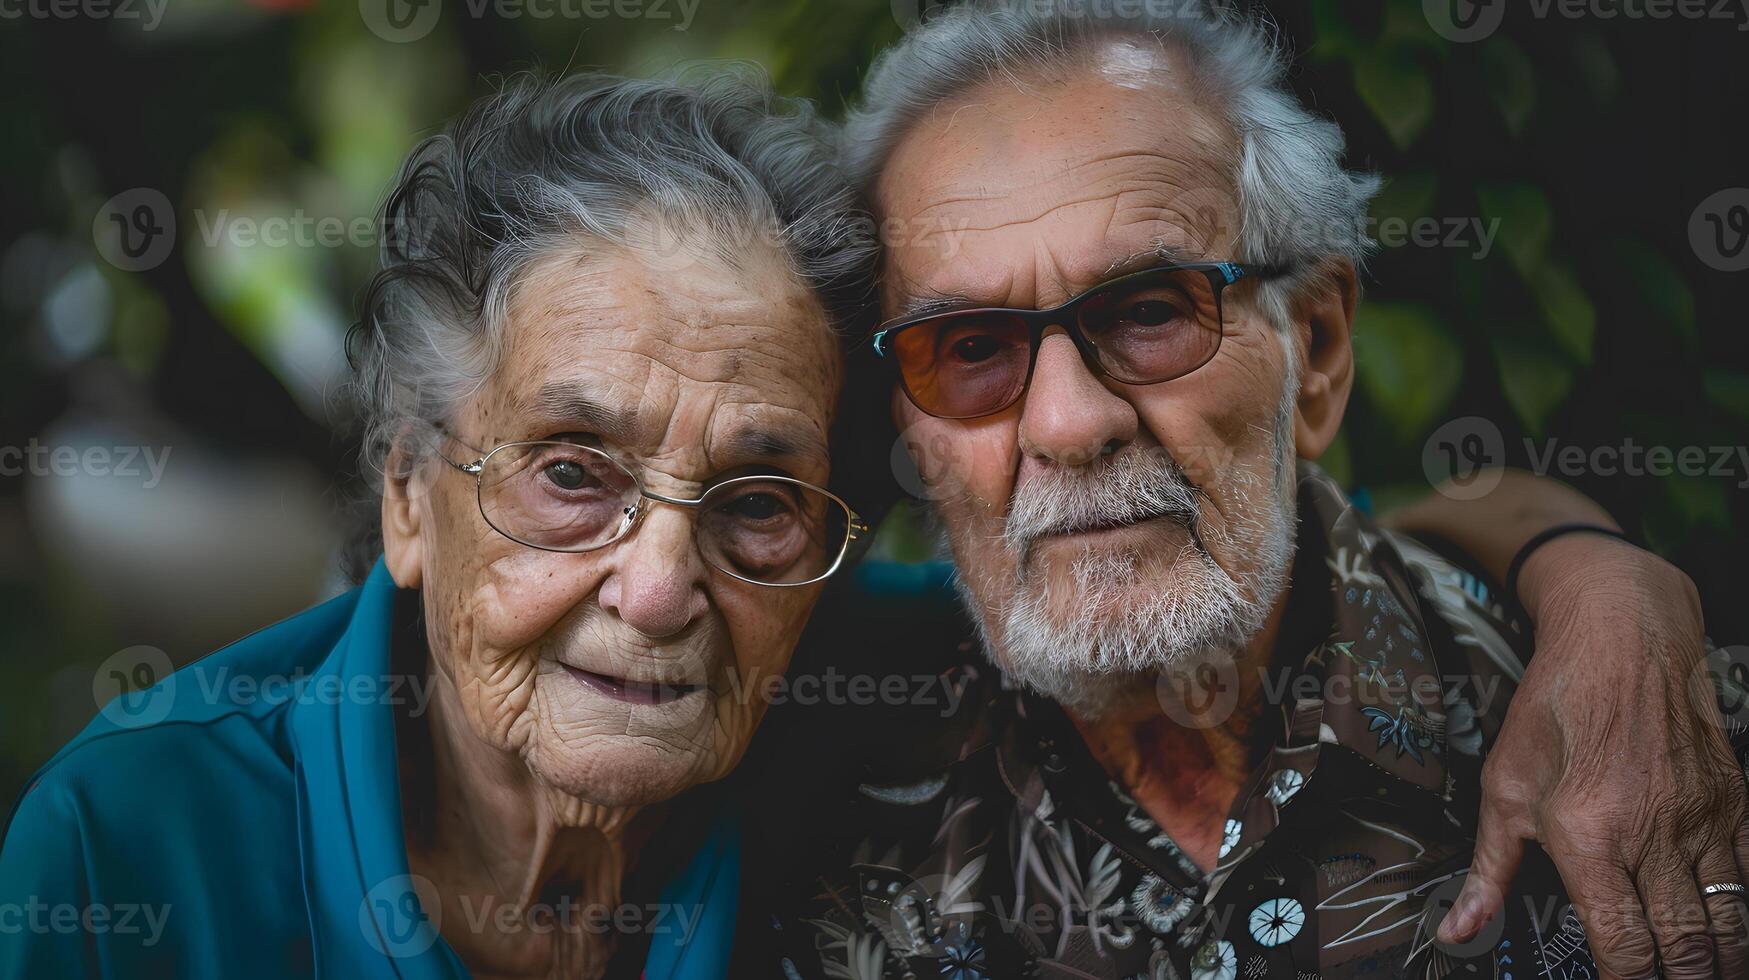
[286,558,464,980]
[284,559,742,980]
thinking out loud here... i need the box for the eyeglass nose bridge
[604,485,705,552]
[1032,316,1118,386]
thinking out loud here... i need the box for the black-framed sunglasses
[871,261,1286,420]
[438,436,870,588]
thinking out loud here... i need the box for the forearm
[1378,468,1623,616]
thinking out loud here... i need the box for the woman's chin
[523,723,739,810]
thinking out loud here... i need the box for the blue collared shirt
[0,560,739,979]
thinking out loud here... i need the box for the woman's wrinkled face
[388,240,841,806]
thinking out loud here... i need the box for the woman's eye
[949,334,1001,363]
[543,459,590,490]
[726,492,789,521]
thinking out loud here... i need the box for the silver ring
[1703,882,1747,897]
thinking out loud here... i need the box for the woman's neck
[399,662,656,980]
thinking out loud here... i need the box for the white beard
[953,360,1301,719]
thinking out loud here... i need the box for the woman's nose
[595,505,710,639]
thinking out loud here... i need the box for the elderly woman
[0,67,1736,980]
[0,71,877,979]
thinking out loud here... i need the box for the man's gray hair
[343,68,878,579]
[843,0,1381,325]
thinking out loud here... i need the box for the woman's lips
[559,663,703,706]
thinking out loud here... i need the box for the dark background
[3,0,1746,801]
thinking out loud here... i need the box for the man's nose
[1018,329,1138,466]
[596,504,710,639]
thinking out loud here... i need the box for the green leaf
[1606,237,1696,343]
[1570,33,1621,108]
[1320,428,1353,488]
[1704,369,1749,424]
[1482,37,1537,137]
[1493,339,1575,436]
[1655,475,1733,538]
[1381,3,1445,51]
[1530,261,1596,365]
[1353,49,1434,150]
[1353,302,1464,443]
[1476,182,1553,279]
[1309,0,1361,62]
[1370,172,1439,232]
[870,500,940,565]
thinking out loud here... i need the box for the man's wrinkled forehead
[871,38,1239,310]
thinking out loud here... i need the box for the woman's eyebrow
[529,381,638,442]
[717,425,826,471]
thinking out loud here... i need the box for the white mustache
[1003,450,1203,552]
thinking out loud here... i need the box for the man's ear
[381,439,426,589]
[1291,257,1358,461]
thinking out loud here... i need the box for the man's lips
[558,663,704,706]
[1034,511,1195,542]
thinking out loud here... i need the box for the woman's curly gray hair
[343,68,879,581]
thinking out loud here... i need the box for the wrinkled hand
[1434,533,1749,979]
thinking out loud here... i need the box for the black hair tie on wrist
[1503,522,1633,613]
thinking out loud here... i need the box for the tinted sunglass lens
[1078,269,1222,383]
[892,313,1032,418]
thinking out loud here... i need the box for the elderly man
[757,3,1749,978]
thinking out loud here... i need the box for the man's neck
[399,662,655,980]
[1067,582,1293,872]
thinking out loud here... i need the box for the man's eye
[950,334,1001,363]
[1122,300,1181,326]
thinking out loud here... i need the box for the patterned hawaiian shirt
[752,463,1748,980]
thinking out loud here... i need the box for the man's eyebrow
[1099,242,1199,279]
[894,293,980,321]
[888,244,1203,322]
[529,382,637,441]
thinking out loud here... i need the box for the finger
[1642,863,1717,979]
[1438,806,1522,944]
[1565,863,1657,980]
[1699,842,1749,978]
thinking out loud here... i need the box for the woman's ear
[1291,257,1358,461]
[381,438,426,589]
